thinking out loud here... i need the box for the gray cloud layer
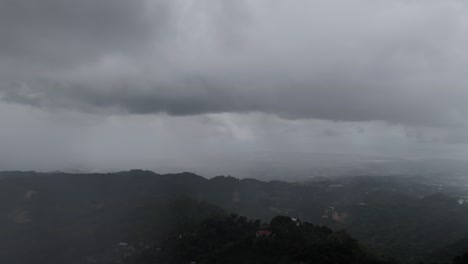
[1,0,468,127]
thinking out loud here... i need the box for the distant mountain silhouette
[1,170,468,263]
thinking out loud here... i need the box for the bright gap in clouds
[1,101,467,174]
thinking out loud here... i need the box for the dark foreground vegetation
[0,170,468,263]
[146,214,396,264]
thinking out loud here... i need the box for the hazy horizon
[3,0,468,172]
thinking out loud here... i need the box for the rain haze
[2,0,468,176]
[5,2,468,264]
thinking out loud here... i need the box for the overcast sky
[1,0,468,173]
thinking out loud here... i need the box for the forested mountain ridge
[146,215,396,264]
[1,170,468,263]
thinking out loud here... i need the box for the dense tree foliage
[1,170,468,263]
[146,215,395,264]
[453,253,468,264]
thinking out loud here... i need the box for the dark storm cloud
[0,0,171,69]
[1,0,468,127]
[1,76,453,127]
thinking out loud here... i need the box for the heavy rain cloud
[1,0,468,172]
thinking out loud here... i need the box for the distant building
[256,230,273,237]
